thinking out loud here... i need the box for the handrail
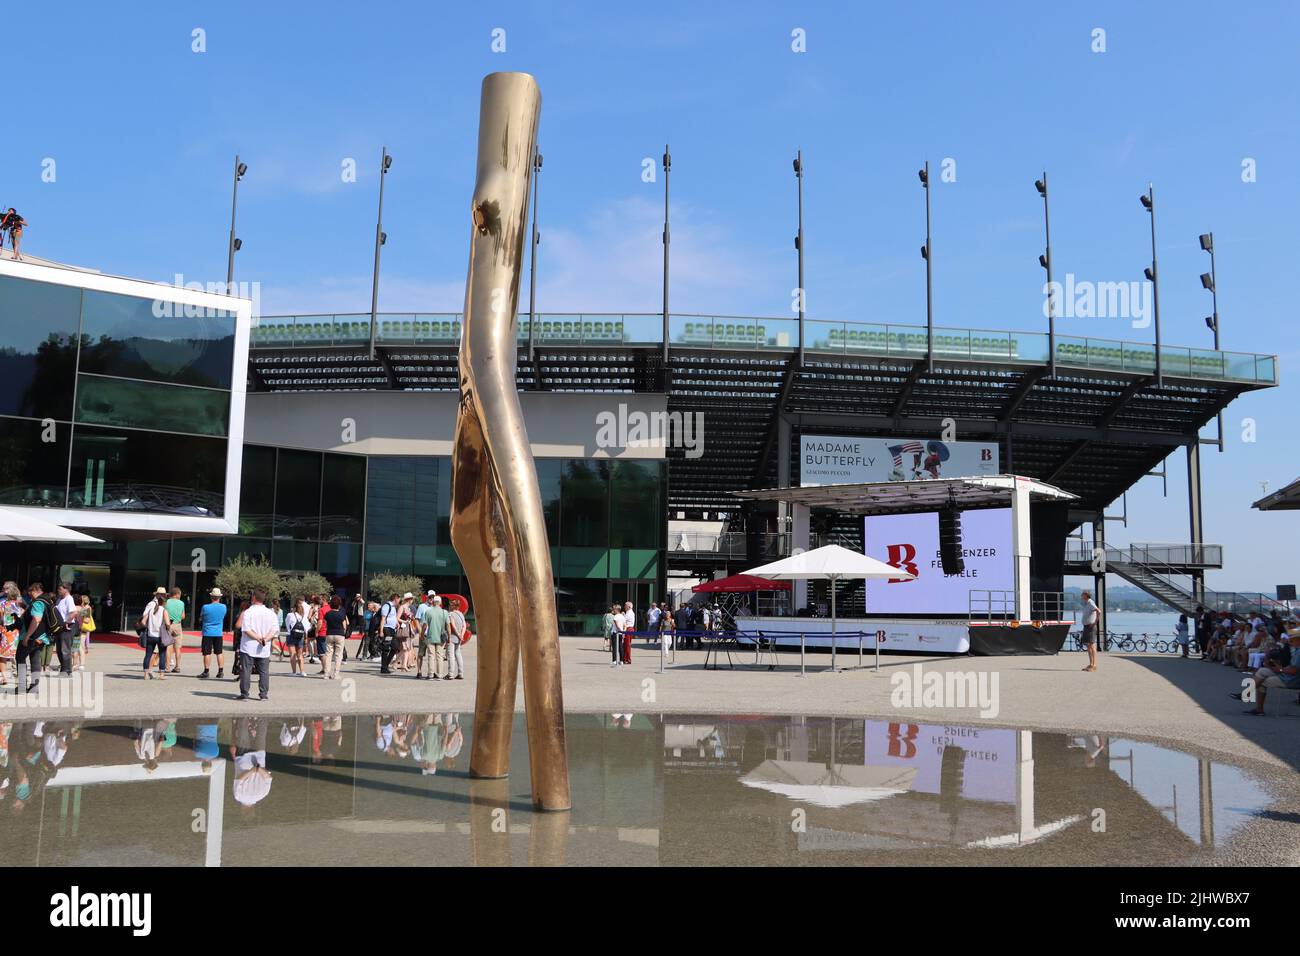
[252,312,1279,384]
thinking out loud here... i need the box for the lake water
[0,712,1273,866]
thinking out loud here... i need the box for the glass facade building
[0,272,238,517]
[207,446,665,635]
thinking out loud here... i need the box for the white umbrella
[744,544,912,671]
[0,508,103,543]
[740,759,918,808]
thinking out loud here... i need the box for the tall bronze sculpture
[450,72,571,811]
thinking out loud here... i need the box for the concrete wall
[245,390,668,459]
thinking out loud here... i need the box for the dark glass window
[68,425,227,515]
[273,449,322,540]
[75,374,229,437]
[365,457,416,548]
[413,458,443,546]
[610,460,664,548]
[79,290,235,389]
[559,459,608,547]
[536,458,562,545]
[272,539,317,572]
[0,275,81,420]
[320,452,366,541]
[0,415,70,507]
[238,445,276,536]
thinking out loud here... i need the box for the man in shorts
[1080,589,1100,672]
[198,588,227,679]
[1236,631,1300,716]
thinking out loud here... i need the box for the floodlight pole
[662,144,671,364]
[1143,184,1162,387]
[528,146,541,365]
[226,154,245,292]
[795,150,805,366]
[368,146,392,361]
[1037,172,1056,377]
[921,161,934,373]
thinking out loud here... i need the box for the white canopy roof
[0,508,103,543]
[744,543,913,581]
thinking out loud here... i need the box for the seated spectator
[1233,631,1300,716]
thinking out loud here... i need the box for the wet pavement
[0,713,1288,866]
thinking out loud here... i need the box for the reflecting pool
[0,714,1275,866]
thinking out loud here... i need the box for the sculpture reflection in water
[449,72,571,811]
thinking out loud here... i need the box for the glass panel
[222,537,271,566]
[238,444,276,536]
[1121,342,1156,373]
[621,314,662,345]
[1189,348,1225,379]
[675,316,715,346]
[0,414,70,507]
[80,289,235,389]
[1225,352,1258,380]
[320,452,366,541]
[559,546,608,578]
[365,457,416,548]
[412,457,448,548]
[805,320,842,351]
[272,539,317,573]
[413,544,462,576]
[273,449,322,540]
[363,545,412,576]
[762,317,798,349]
[74,373,229,437]
[1010,331,1049,363]
[68,425,227,515]
[559,459,608,547]
[0,275,81,420]
[1160,346,1192,378]
[932,327,969,358]
[536,458,563,545]
[610,460,663,548]
[608,549,659,580]
[1256,355,1276,383]
[556,577,608,635]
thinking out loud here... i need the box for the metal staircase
[1066,544,1285,617]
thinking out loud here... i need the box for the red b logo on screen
[885,543,918,583]
[981,448,992,461]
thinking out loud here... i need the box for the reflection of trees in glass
[0,420,67,506]
[0,334,77,419]
[79,333,233,389]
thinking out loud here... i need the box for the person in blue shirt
[198,588,228,680]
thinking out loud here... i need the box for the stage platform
[733,616,1073,656]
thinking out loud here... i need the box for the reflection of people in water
[4,722,56,815]
[412,714,446,775]
[194,720,220,774]
[231,716,272,810]
[132,719,172,773]
[441,715,463,771]
[279,718,307,755]
[1068,735,1107,768]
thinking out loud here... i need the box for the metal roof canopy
[1253,477,1300,512]
[732,474,1078,515]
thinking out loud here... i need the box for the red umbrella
[692,573,792,593]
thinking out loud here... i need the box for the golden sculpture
[450,72,571,811]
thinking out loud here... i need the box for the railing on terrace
[251,312,1278,385]
[1064,543,1224,568]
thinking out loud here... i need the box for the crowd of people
[0,580,472,703]
[1190,605,1300,716]
[0,581,97,691]
[601,600,727,667]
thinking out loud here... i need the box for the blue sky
[3,1,1296,590]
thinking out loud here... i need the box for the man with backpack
[16,582,53,693]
